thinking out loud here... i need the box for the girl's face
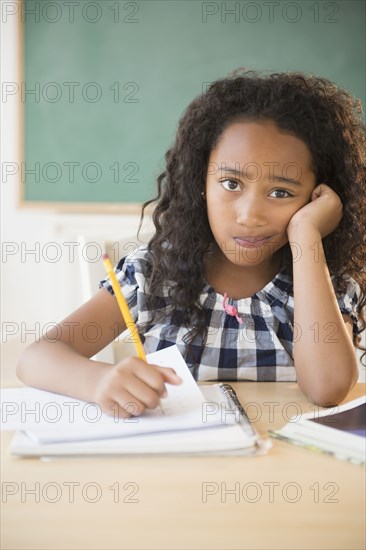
[205,119,316,271]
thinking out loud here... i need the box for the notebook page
[146,345,205,415]
[1,346,228,443]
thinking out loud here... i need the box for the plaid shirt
[100,245,361,382]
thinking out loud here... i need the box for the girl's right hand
[93,357,183,418]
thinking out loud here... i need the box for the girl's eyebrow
[221,166,302,186]
[271,174,302,186]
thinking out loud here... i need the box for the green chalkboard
[22,0,365,210]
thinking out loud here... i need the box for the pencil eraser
[102,253,109,261]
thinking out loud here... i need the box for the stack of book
[270,395,366,464]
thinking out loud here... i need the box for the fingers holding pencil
[94,357,182,419]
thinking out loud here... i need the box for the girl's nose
[235,194,267,227]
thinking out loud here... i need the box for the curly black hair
[139,68,366,363]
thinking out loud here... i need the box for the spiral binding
[219,383,258,438]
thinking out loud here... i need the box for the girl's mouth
[234,236,271,248]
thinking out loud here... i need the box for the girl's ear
[201,191,206,200]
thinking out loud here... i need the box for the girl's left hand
[287,183,343,239]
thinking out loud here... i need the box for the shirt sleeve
[99,250,143,323]
[336,276,363,335]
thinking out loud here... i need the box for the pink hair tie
[223,293,244,324]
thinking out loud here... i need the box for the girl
[18,69,366,417]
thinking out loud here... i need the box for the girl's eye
[221,179,241,191]
[270,189,293,198]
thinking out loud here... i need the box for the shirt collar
[201,267,293,309]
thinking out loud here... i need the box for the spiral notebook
[2,345,271,457]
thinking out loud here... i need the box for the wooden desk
[1,376,365,550]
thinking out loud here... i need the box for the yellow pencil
[102,253,164,413]
[102,253,145,360]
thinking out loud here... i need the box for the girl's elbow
[302,378,358,408]
[307,391,345,408]
[296,354,359,407]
